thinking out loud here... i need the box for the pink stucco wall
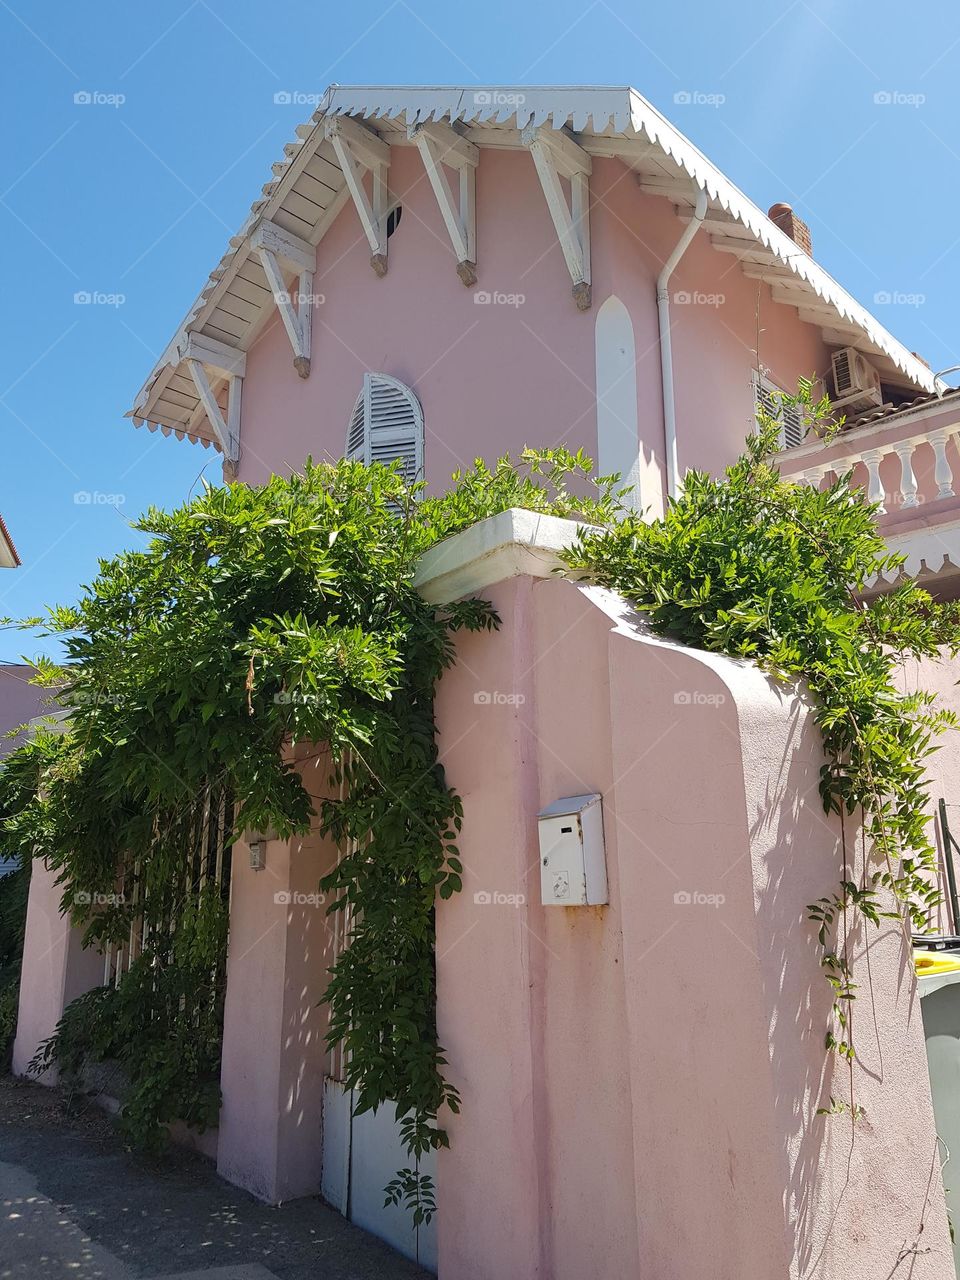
[0,664,48,756]
[236,148,831,498]
[13,856,104,1079]
[898,649,960,936]
[217,745,338,1203]
[433,570,951,1280]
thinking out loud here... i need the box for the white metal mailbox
[538,793,607,906]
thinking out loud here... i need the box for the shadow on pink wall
[434,571,950,1280]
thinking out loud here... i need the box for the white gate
[321,778,438,1272]
[321,1077,438,1272]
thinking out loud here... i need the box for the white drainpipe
[657,184,708,500]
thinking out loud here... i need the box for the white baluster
[895,441,919,509]
[802,466,827,490]
[862,448,887,513]
[931,430,956,499]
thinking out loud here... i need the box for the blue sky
[2,0,958,660]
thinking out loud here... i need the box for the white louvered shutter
[344,373,424,483]
[753,370,805,449]
[345,391,367,461]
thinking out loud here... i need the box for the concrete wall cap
[579,581,810,714]
[413,507,593,603]
[414,511,810,720]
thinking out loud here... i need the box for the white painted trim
[186,359,240,461]
[413,508,592,603]
[324,117,390,263]
[409,122,478,276]
[882,515,960,583]
[0,531,18,568]
[522,123,592,181]
[323,113,391,169]
[250,219,315,273]
[226,374,242,462]
[178,333,246,379]
[256,245,312,369]
[407,120,479,170]
[522,125,591,304]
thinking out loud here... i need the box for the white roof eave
[127,84,940,439]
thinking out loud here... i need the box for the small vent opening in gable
[345,372,424,488]
[753,371,806,450]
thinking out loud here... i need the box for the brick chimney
[768,202,812,257]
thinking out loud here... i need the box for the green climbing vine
[0,449,617,1219]
[563,385,960,1088]
[4,399,956,1212]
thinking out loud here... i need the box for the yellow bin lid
[915,949,960,976]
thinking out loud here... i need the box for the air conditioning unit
[831,347,882,411]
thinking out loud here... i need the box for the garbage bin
[918,956,960,1280]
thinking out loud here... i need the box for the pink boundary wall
[11,512,955,1278]
[898,651,960,937]
[429,516,951,1280]
[216,745,338,1203]
[13,856,104,1080]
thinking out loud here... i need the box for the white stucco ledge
[413,508,593,604]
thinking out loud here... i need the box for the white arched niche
[594,296,648,514]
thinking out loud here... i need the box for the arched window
[345,372,424,483]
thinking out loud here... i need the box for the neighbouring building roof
[127,84,943,453]
[850,387,960,429]
[0,514,20,567]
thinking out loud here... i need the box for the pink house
[16,86,960,1277]
[0,515,50,760]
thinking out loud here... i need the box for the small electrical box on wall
[244,826,279,871]
[538,794,607,906]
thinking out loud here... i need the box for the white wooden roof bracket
[179,333,246,471]
[408,122,479,286]
[127,89,944,444]
[521,123,592,311]
[251,219,316,377]
[323,116,391,276]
